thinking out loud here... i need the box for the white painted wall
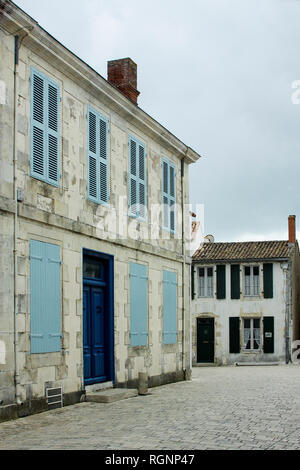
[192,262,287,365]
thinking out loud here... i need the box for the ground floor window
[243,318,261,351]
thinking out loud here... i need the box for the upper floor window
[162,158,176,233]
[244,265,260,296]
[30,67,60,186]
[87,106,109,205]
[129,136,146,220]
[242,318,261,351]
[198,267,214,298]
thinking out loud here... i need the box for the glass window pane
[253,266,259,276]
[207,268,213,277]
[199,268,204,277]
[83,258,101,279]
[253,318,260,329]
[245,266,250,276]
[244,319,251,328]
[199,276,205,297]
[207,275,213,297]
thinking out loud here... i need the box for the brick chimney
[107,58,140,104]
[288,215,296,243]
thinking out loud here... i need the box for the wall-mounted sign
[265,332,272,338]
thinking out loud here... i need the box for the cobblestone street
[0,365,300,450]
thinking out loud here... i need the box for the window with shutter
[30,240,62,354]
[30,67,60,186]
[162,157,176,232]
[243,265,260,296]
[163,270,178,344]
[229,317,240,354]
[87,106,109,205]
[130,263,148,347]
[263,264,273,299]
[129,136,146,220]
[263,317,274,353]
[231,265,240,299]
[216,265,226,299]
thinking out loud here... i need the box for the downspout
[181,157,188,378]
[285,258,292,364]
[13,34,22,405]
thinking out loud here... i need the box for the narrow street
[0,365,299,450]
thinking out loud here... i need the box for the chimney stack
[288,215,296,244]
[107,58,140,104]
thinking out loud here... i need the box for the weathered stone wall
[0,17,192,407]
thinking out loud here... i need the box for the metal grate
[46,387,63,410]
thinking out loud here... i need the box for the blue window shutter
[162,160,169,230]
[47,82,60,184]
[129,136,146,219]
[130,263,148,346]
[88,107,109,204]
[31,67,60,186]
[30,240,61,354]
[163,270,177,344]
[99,117,109,204]
[31,70,46,180]
[162,158,176,233]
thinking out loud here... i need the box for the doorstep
[86,388,138,404]
[235,362,280,367]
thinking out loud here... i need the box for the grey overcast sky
[15,0,300,242]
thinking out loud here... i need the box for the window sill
[241,350,262,354]
[31,173,60,188]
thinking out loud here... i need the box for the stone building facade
[0,1,200,418]
[191,217,300,366]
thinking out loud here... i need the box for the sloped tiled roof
[193,240,293,262]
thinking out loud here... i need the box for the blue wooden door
[83,253,114,386]
[83,284,107,384]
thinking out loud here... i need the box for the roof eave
[192,257,291,264]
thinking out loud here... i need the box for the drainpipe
[181,157,186,378]
[13,34,22,405]
[285,259,292,364]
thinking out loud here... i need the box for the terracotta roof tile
[193,240,293,262]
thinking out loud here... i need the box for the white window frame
[243,265,260,297]
[242,318,261,351]
[198,266,214,298]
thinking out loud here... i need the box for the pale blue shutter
[162,158,176,232]
[129,138,138,216]
[88,107,109,204]
[31,70,46,180]
[30,240,61,354]
[130,263,148,346]
[163,270,177,344]
[31,67,60,186]
[47,81,60,184]
[129,136,146,219]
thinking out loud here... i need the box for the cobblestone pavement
[0,365,300,450]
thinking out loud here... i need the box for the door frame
[82,249,115,386]
[196,317,215,364]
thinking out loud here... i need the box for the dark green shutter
[263,264,273,298]
[231,265,240,299]
[191,265,195,300]
[216,265,226,299]
[263,317,274,353]
[229,317,240,353]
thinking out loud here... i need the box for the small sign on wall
[265,332,273,338]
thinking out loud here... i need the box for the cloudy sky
[15,0,300,242]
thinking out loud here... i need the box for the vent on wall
[46,387,63,410]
